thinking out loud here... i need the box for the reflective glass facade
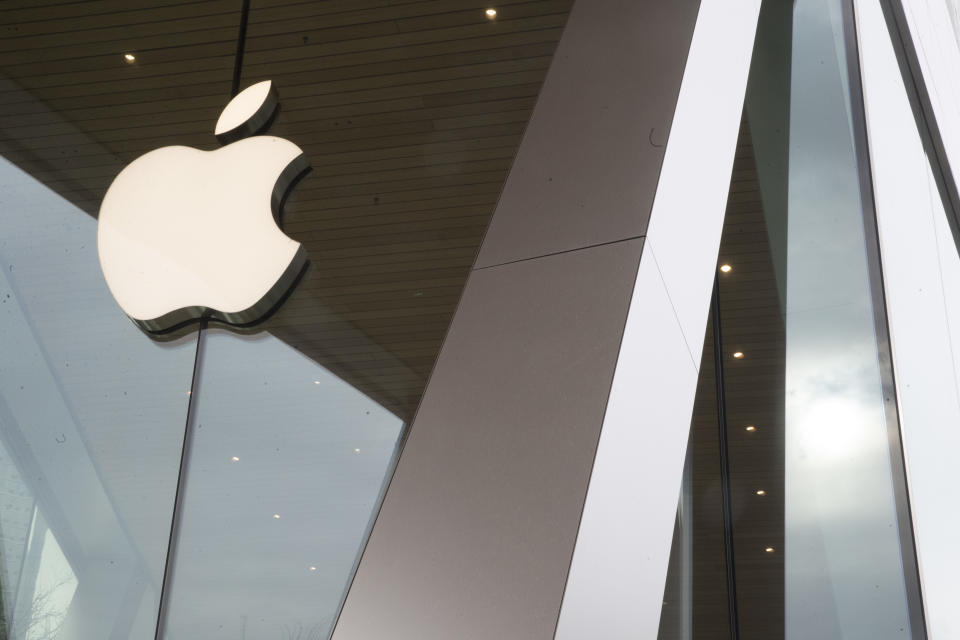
[659,0,928,637]
[0,156,197,638]
[3,0,960,638]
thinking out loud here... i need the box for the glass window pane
[780,0,917,635]
[160,329,404,639]
[660,0,925,636]
[0,155,198,639]
[658,316,731,640]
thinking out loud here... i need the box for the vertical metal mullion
[711,277,740,640]
[154,1,252,636]
[842,0,929,637]
[152,325,205,640]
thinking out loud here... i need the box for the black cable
[231,0,252,97]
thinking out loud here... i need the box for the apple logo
[97,80,310,335]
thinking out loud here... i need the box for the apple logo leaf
[215,80,279,145]
[97,80,311,337]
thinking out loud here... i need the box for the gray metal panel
[474,0,701,268]
[332,238,643,640]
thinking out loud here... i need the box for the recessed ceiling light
[720,264,732,273]
[485,8,497,19]
[231,456,240,462]
[756,489,766,496]
[273,513,280,519]
[765,547,775,553]
[314,380,321,385]
[745,425,757,432]
[123,53,136,63]
[309,566,317,571]
[354,448,361,453]
[732,351,744,359]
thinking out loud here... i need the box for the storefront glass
[160,329,403,639]
[0,155,198,639]
[0,2,569,637]
[658,0,925,636]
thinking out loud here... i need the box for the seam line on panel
[550,0,705,625]
[466,0,585,274]
[473,234,645,272]
[549,245,646,639]
[646,240,699,371]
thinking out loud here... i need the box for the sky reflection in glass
[161,329,403,639]
[784,0,914,636]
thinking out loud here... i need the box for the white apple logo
[97,80,309,335]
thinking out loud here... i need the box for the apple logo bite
[97,80,310,335]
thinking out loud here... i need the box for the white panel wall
[553,1,762,636]
[855,1,960,637]
[895,0,960,198]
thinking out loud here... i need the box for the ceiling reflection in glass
[658,0,925,637]
[160,329,403,639]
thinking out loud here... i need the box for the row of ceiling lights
[121,9,501,64]
[228,455,341,572]
[720,262,775,555]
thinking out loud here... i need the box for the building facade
[1,0,958,638]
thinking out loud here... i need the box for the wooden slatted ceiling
[0,0,238,213]
[0,0,574,419]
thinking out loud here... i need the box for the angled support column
[857,1,960,636]
[332,1,758,638]
[554,1,760,637]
